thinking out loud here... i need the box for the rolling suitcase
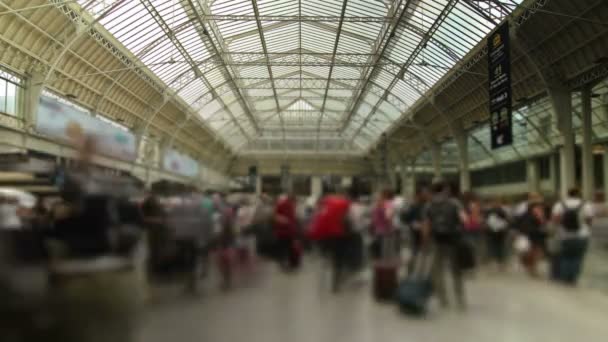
[372,233,399,301]
[397,250,434,315]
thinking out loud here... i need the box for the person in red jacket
[308,186,352,292]
[274,192,298,270]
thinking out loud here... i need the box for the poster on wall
[36,95,137,161]
[163,148,199,178]
[488,21,513,149]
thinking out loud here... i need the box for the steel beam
[316,0,349,150]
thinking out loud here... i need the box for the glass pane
[0,79,5,114]
[6,83,16,115]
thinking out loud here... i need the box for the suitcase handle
[410,248,434,281]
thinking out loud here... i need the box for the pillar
[581,87,594,200]
[550,86,575,197]
[280,164,291,193]
[400,160,416,199]
[341,176,353,189]
[548,152,559,195]
[24,71,44,130]
[431,143,442,181]
[603,148,608,203]
[454,123,470,192]
[527,158,540,193]
[602,94,608,126]
[311,176,323,198]
[255,174,262,196]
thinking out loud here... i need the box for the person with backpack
[551,188,593,285]
[422,181,467,310]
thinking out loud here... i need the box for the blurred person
[30,198,51,232]
[422,181,467,310]
[462,192,484,265]
[344,187,368,272]
[44,136,144,342]
[0,195,22,230]
[308,186,352,292]
[551,188,593,285]
[371,189,395,259]
[140,192,171,275]
[214,192,238,289]
[485,197,511,271]
[516,196,547,278]
[274,192,299,270]
[401,187,431,272]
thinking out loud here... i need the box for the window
[0,68,23,117]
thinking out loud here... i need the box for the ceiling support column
[581,86,594,200]
[255,173,263,196]
[400,159,416,200]
[23,71,44,132]
[550,85,575,198]
[431,143,442,181]
[527,157,541,194]
[453,121,470,193]
[311,176,323,199]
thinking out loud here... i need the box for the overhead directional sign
[488,21,513,149]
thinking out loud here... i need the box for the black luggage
[397,250,434,315]
[456,238,476,271]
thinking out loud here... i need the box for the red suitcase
[372,233,399,300]
[373,260,399,300]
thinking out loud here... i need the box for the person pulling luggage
[422,181,468,311]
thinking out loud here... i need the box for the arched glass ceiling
[78,0,523,153]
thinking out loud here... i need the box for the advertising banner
[488,21,513,149]
[36,95,137,161]
[163,148,199,178]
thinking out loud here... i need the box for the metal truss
[183,0,261,134]
[316,0,350,150]
[51,1,165,95]
[140,0,252,145]
[352,0,460,138]
[463,0,513,24]
[340,0,418,131]
[568,62,608,90]
[198,14,393,23]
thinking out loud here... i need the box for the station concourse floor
[137,258,608,342]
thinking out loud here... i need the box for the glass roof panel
[78,0,524,153]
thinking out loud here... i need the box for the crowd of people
[0,169,603,339]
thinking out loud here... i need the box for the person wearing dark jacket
[485,197,510,271]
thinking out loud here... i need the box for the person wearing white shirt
[551,188,593,285]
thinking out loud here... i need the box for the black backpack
[427,199,461,238]
[561,202,583,232]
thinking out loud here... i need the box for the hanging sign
[488,21,513,149]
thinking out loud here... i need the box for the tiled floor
[137,257,608,342]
